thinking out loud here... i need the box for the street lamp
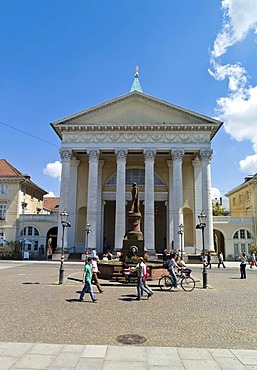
[59,210,71,285]
[85,223,91,253]
[178,223,184,260]
[196,212,207,288]
[21,201,28,257]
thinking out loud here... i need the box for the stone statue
[129,182,140,214]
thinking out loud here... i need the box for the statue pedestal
[122,211,144,261]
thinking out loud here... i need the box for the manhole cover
[116,334,146,345]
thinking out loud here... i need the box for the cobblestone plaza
[0,260,257,350]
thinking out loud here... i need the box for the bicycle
[158,269,195,292]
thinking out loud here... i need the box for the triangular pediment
[51,91,222,139]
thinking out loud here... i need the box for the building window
[241,243,246,253]
[233,231,239,239]
[239,194,243,203]
[106,168,165,186]
[246,190,250,201]
[0,203,7,220]
[27,244,32,251]
[232,197,236,206]
[247,231,252,239]
[0,184,9,194]
[34,241,38,251]
[240,229,245,239]
[234,244,239,256]
[20,226,40,237]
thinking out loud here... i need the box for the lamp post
[59,210,71,285]
[178,223,184,260]
[21,201,28,257]
[85,223,91,253]
[196,212,207,288]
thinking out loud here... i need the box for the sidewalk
[1,342,257,369]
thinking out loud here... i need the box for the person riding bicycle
[177,258,192,277]
[168,252,179,288]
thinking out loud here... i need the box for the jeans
[80,280,96,301]
[168,268,178,287]
[137,277,152,299]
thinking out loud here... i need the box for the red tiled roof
[0,159,23,177]
[43,197,60,211]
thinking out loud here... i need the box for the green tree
[212,202,225,216]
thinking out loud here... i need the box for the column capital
[87,149,100,162]
[144,149,156,162]
[59,149,72,161]
[171,149,184,161]
[199,149,213,163]
[115,149,128,162]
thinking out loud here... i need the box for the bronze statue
[129,182,140,213]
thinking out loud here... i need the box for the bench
[111,266,124,281]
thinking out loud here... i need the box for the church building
[51,70,222,257]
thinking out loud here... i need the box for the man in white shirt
[92,256,104,293]
[136,257,153,300]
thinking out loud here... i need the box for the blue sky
[1,0,257,199]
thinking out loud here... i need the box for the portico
[52,73,222,256]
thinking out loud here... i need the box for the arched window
[106,168,165,186]
[20,226,40,237]
[233,229,253,256]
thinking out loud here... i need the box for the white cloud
[212,0,257,58]
[44,191,56,198]
[212,187,221,199]
[209,0,257,177]
[239,154,257,173]
[43,161,62,180]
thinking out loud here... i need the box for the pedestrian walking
[250,251,256,268]
[79,257,96,302]
[217,251,226,268]
[92,256,104,293]
[205,252,212,269]
[240,252,247,279]
[136,257,153,300]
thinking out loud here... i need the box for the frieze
[63,132,210,144]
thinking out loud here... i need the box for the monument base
[122,240,145,262]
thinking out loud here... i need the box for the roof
[0,159,48,195]
[225,173,257,197]
[43,197,60,211]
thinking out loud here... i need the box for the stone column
[192,157,202,253]
[199,149,215,252]
[144,149,156,253]
[86,149,100,250]
[171,149,184,251]
[97,160,104,252]
[68,157,80,249]
[57,148,72,251]
[167,160,174,253]
[114,149,127,250]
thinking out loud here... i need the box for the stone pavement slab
[0,342,257,369]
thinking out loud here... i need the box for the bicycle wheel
[181,276,195,292]
[159,275,173,291]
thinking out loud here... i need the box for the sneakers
[147,293,153,298]
[79,298,84,301]
[92,299,97,303]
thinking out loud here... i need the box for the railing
[213,216,254,223]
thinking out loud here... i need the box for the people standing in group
[79,257,96,302]
[250,251,256,268]
[240,252,247,279]
[217,251,226,268]
[92,256,104,293]
[168,252,180,289]
[205,252,212,269]
[136,257,153,300]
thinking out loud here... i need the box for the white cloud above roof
[209,0,257,176]
[43,161,62,180]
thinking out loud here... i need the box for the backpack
[163,261,170,271]
[144,265,150,279]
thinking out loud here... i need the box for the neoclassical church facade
[52,72,222,256]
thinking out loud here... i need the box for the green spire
[130,66,143,92]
